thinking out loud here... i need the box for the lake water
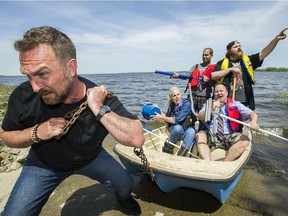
[0,72,287,180]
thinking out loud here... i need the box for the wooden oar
[213,112,288,142]
[143,128,199,158]
[232,75,236,100]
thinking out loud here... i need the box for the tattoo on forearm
[105,116,134,142]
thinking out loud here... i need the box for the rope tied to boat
[134,147,156,182]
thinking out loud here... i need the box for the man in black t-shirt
[212,28,287,110]
[0,26,144,216]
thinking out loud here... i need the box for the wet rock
[17,148,30,163]
[10,161,22,170]
[0,152,9,160]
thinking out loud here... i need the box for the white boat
[114,125,252,204]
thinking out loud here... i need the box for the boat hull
[114,125,252,204]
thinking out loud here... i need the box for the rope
[143,128,199,158]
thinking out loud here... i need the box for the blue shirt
[200,99,253,134]
[167,98,192,125]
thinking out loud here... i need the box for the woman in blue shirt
[152,87,196,156]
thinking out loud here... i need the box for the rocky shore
[0,145,29,173]
[0,85,28,173]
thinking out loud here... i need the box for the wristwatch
[95,105,111,121]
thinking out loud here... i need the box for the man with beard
[196,82,259,161]
[211,28,287,110]
[0,26,144,216]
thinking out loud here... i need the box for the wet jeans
[170,125,195,149]
[2,147,133,216]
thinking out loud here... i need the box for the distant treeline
[256,67,288,72]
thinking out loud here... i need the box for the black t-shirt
[213,53,263,80]
[2,76,138,171]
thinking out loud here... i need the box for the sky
[0,0,287,76]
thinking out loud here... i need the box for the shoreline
[1,133,287,216]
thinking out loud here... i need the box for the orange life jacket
[189,64,215,88]
[225,97,241,132]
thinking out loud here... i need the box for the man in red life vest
[173,48,215,113]
[196,82,259,161]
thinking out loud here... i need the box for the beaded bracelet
[31,124,42,143]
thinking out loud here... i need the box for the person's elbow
[133,133,145,148]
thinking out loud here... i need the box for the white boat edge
[114,125,252,203]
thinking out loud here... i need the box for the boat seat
[210,148,226,161]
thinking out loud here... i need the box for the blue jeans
[2,148,133,216]
[169,125,196,149]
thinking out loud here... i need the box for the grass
[278,91,288,105]
[0,85,15,147]
[0,85,14,120]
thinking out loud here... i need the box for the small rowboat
[114,125,252,204]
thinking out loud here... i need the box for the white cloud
[0,1,287,76]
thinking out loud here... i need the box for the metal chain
[134,147,155,182]
[55,91,116,140]
[55,101,88,140]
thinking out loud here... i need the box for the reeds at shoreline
[0,85,15,147]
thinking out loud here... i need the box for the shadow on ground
[58,174,222,216]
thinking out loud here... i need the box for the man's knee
[3,195,44,216]
[239,139,250,150]
[171,125,183,133]
[235,134,250,148]
[196,131,207,144]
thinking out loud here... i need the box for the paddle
[142,127,199,158]
[155,70,191,79]
[213,112,288,142]
[232,75,236,100]
[188,83,200,131]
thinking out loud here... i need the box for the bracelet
[31,124,42,144]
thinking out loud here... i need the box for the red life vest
[189,64,215,88]
[225,97,241,132]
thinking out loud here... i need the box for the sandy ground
[0,168,21,213]
[1,134,288,216]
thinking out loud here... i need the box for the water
[1,72,288,179]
